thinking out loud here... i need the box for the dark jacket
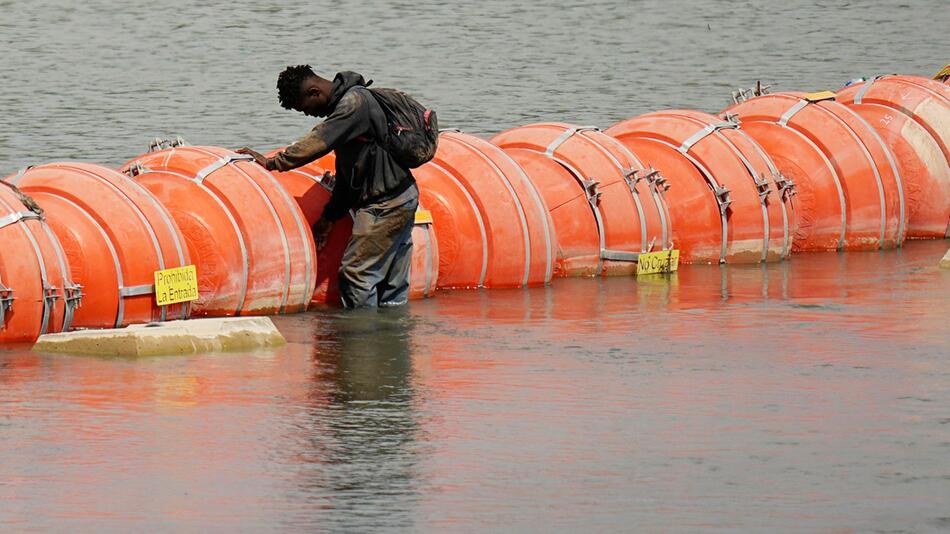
[265,72,415,221]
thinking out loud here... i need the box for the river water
[2,1,949,532]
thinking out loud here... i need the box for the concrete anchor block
[941,247,950,270]
[32,317,286,357]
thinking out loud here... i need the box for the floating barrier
[122,144,316,316]
[268,153,439,304]
[8,163,187,329]
[836,76,950,237]
[607,111,791,263]
[491,123,671,276]
[416,131,554,288]
[0,181,79,343]
[724,92,906,251]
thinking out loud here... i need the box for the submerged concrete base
[33,317,286,357]
[941,248,950,269]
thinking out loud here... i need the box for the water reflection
[287,308,423,531]
[1,241,949,531]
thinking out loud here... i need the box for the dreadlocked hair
[277,64,317,110]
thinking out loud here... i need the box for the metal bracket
[0,283,13,326]
[118,284,155,298]
[600,249,639,262]
[148,136,187,152]
[39,284,61,335]
[582,178,601,208]
[62,282,83,332]
[721,112,741,125]
[714,185,732,214]
[773,171,796,200]
[753,173,772,201]
[194,154,255,184]
[731,80,772,104]
[678,122,738,153]
[125,161,149,177]
[0,211,42,231]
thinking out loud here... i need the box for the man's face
[295,78,331,117]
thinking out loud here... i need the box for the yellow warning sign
[636,249,680,276]
[154,265,199,306]
[415,209,434,225]
[803,91,837,103]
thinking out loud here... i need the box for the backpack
[367,87,439,169]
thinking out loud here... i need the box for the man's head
[277,65,334,117]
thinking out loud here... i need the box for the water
[1,1,949,531]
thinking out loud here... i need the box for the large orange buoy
[0,181,80,343]
[491,123,671,276]
[8,163,187,329]
[724,92,906,251]
[417,131,554,288]
[121,143,316,316]
[267,153,438,304]
[836,76,950,237]
[837,75,949,163]
[606,110,788,263]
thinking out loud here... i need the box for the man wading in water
[239,65,436,308]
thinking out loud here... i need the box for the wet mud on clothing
[264,72,415,222]
[339,184,419,308]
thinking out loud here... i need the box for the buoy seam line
[494,146,555,284]
[428,160,489,287]
[45,194,125,328]
[239,158,316,310]
[130,165,250,316]
[116,163,190,319]
[646,136,730,263]
[449,134,532,288]
[840,106,906,244]
[577,131,650,253]
[808,102,889,247]
[731,127,792,258]
[607,137,672,250]
[190,146,292,314]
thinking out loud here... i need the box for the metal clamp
[545,126,601,156]
[0,283,13,326]
[39,284,61,335]
[773,172,796,200]
[753,173,772,200]
[62,282,83,332]
[721,112,741,125]
[581,178,601,208]
[678,122,738,153]
[714,185,732,214]
[0,210,42,231]
[194,154,255,184]
[600,250,639,262]
[125,161,149,177]
[148,136,187,152]
[731,81,772,104]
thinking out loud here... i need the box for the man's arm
[265,90,373,172]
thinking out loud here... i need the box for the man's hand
[312,217,333,250]
[236,147,268,168]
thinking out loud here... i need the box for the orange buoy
[417,131,554,288]
[121,143,316,316]
[606,110,787,263]
[268,154,438,304]
[8,163,187,329]
[491,123,671,276]
[724,92,906,250]
[837,75,949,163]
[408,209,440,300]
[0,181,80,343]
[836,76,950,237]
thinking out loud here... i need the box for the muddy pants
[338,184,419,309]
